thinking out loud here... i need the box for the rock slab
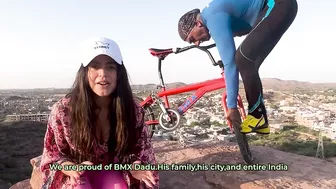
[9,140,336,189]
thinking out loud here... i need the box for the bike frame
[140,43,246,132]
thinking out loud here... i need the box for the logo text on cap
[94,41,109,49]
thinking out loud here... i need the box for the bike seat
[149,48,173,58]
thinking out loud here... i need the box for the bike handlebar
[173,43,223,67]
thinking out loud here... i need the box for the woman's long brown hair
[65,62,137,163]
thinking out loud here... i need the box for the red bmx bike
[136,43,254,164]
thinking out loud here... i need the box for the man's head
[178,8,211,45]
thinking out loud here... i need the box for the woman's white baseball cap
[78,37,123,67]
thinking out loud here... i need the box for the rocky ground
[2,121,336,189]
[153,140,336,189]
[0,121,46,189]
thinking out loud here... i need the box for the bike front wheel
[222,94,254,164]
[231,122,254,164]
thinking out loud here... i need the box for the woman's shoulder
[49,96,71,117]
[133,98,146,125]
[46,96,72,132]
[52,96,70,108]
[133,98,145,114]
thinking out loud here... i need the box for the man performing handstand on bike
[177,0,298,134]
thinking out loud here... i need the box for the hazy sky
[0,0,334,89]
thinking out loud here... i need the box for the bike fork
[153,94,171,121]
[158,101,168,114]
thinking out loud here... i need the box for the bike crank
[158,108,181,131]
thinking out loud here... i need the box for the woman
[40,37,159,189]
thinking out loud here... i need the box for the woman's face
[87,55,118,97]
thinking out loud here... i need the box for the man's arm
[205,12,239,108]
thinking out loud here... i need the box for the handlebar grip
[216,60,224,68]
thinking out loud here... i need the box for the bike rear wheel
[135,97,155,138]
[232,122,254,164]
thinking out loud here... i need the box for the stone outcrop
[8,140,336,189]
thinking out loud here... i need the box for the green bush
[281,125,297,131]
[281,124,319,136]
[189,121,200,127]
[248,129,336,158]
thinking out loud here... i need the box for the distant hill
[1,79,335,92]
[260,78,336,91]
[130,78,336,91]
[131,82,187,91]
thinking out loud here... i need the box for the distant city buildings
[1,88,336,141]
[0,89,61,123]
[4,113,49,123]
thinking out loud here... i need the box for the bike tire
[232,123,254,165]
[134,97,155,138]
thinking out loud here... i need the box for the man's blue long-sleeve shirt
[200,0,265,108]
